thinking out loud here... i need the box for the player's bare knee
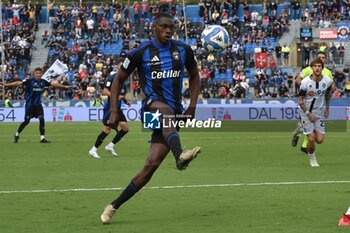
[315,137,324,144]
[307,133,315,142]
[103,128,111,134]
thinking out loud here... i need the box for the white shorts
[300,116,326,135]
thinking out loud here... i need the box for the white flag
[41,60,68,82]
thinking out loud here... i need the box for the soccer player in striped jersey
[88,70,130,159]
[298,58,333,167]
[1,67,71,143]
[292,51,333,153]
[100,13,201,224]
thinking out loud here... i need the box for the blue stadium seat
[48,50,54,57]
[111,43,118,50]
[226,70,233,82]
[104,44,112,51]
[244,43,253,53]
[192,17,200,23]
[98,44,104,50]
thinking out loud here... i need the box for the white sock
[346,206,350,215]
[308,152,315,158]
[107,142,115,148]
[15,132,19,136]
[91,146,97,152]
[40,135,45,140]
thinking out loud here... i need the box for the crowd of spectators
[1,0,350,101]
[0,1,39,100]
[39,0,294,100]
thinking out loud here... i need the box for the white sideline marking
[1,180,350,194]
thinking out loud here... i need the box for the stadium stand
[1,1,350,101]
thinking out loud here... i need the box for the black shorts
[150,129,168,145]
[102,109,127,126]
[25,104,44,120]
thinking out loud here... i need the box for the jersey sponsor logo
[309,90,326,97]
[315,90,326,96]
[32,88,43,91]
[151,69,180,79]
[123,58,130,69]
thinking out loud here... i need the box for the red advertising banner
[319,30,338,40]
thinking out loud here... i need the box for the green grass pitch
[0,121,349,233]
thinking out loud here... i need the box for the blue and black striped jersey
[22,78,50,106]
[104,73,127,110]
[120,39,197,112]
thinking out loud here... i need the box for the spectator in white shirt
[232,41,240,54]
[251,9,259,21]
[86,17,95,37]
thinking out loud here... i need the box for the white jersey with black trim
[299,75,333,118]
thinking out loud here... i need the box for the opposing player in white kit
[297,58,333,167]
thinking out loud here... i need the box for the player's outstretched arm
[184,67,200,119]
[50,80,71,90]
[0,81,23,87]
[109,69,129,125]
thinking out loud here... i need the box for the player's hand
[307,113,316,122]
[109,110,119,129]
[324,108,329,118]
[183,107,196,120]
[127,102,131,107]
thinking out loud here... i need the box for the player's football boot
[89,150,100,159]
[40,138,51,143]
[291,134,299,147]
[101,204,116,224]
[300,147,308,154]
[14,134,19,143]
[339,214,350,226]
[105,145,118,157]
[176,146,201,171]
[308,154,320,167]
